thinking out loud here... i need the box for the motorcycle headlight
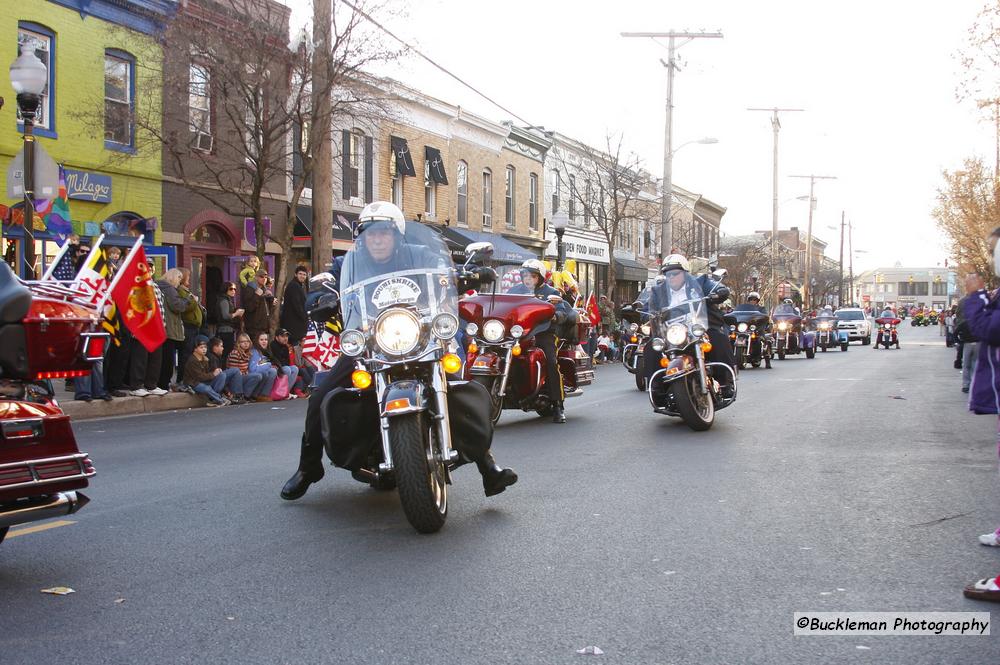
[651,337,665,352]
[640,324,650,336]
[778,322,789,331]
[691,324,707,339]
[510,324,524,339]
[730,324,736,331]
[750,325,757,332]
[340,329,366,357]
[431,313,459,340]
[629,323,639,333]
[737,322,748,333]
[482,319,505,343]
[465,322,479,337]
[666,324,688,346]
[374,309,421,356]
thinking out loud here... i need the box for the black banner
[390,136,416,177]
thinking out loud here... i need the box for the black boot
[552,404,566,423]
[280,434,325,500]
[476,452,518,497]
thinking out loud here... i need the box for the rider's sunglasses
[664,270,683,278]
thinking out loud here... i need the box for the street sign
[6,144,60,199]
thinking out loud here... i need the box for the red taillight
[34,369,90,380]
[80,332,110,362]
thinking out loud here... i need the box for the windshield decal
[372,277,422,309]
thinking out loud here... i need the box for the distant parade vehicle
[772,301,817,360]
[725,305,774,369]
[0,264,107,545]
[875,313,902,350]
[835,307,873,344]
[812,308,849,352]
[620,288,653,390]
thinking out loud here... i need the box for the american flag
[51,245,78,282]
[301,320,340,369]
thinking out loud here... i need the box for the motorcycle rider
[507,258,570,423]
[744,291,766,314]
[643,254,737,397]
[280,201,517,500]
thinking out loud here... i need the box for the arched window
[456,160,468,226]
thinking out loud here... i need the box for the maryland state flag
[109,242,166,352]
[71,244,121,345]
[586,292,601,326]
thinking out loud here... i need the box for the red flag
[109,245,166,352]
[586,293,601,326]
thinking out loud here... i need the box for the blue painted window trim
[104,48,136,152]
[16,21,57,140]
[47,0,176,37]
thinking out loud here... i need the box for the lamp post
[10,46,47,279]
[552,210,569,272]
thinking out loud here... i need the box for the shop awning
[295,205,356,241]
[425,146,448,185]
[614,256,649,282]
[442,227,537,263]
[391,136,416,176]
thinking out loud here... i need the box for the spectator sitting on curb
[183,335,231,407]
[208,336,245,404]
[227,333,265,401]
[270,328,312,397]
[253,331,298,399]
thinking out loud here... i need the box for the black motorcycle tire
[389,413,448,534]
[841,342,848,352]
[671,372,714,431]
[862,335,871,345]
[0,526,7,544]
[821,342,828,352]
[777,348,786,360]
[471,376,503,425]
[805,346,815,359]
[735,347,745,370]
[634,355,646,391]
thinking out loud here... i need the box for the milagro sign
[545,233,609,264]
[64,168,112,203]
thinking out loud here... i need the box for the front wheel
[862,335,871,345]
[805,346,815,359]
[472,376,503,425]
[634,355,647,391]
[841,342,848,352]
[670,372,714,431]
[389,413,448,534]
[0,526,7,545]
[777,348,786,360]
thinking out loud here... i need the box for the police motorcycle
[317,220,497,533]
[724,296,773,370]
[459,257,590,424]
[772,300,816,360]
[646,269,737,431]
[620,287,652,390]
[813,308,848,352]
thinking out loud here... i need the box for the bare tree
[934,157,1000,286]
[958,2,1000,176]
[557,134,652,301]
[718,235,772,301]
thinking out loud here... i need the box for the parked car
[835,307,872,345]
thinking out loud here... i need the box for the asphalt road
[2,324,999,664]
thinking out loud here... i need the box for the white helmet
[747,291,761,302]
[356,201,406,237]
[520,258,548,281]
[660,254,690,273]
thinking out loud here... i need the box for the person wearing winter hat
[183,334,230,407]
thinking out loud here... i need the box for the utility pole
[748,107,803,308]
[311,0,333,275]
[848,219,854,306]
[621,30,723,261]
[789,174,836,311]
[838,211,845,307]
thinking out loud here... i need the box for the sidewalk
[53,381,207,421]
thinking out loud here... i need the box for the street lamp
[10,46,47,279]
[551,210,569,271]
[660,137,718,261]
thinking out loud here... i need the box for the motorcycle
[0,265,107,545]
[875,316,901,349]
[813,314,849,352]
[724,306,774,369]
[646,272,736,431]
[620,288,653,390]
[316,224,496,534]
[772,303,816,360]
[460,253,592,424]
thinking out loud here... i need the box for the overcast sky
[283,0,996,272]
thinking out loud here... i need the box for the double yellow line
[6,520,75,539]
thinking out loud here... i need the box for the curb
[58,392,208,421]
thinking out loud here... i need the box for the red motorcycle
[0,265,107,545]
[874,316,901,349]
[459,293,593,423]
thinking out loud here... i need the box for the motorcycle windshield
[652,275,707,337]
[339,222,457,356]
[772,304,801,321]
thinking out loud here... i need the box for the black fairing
[0,262,31,323]
[0,324,29,378]
[319,379,493,471]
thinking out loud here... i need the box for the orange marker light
[386,398,412,412]
[701,342,713,354]
[468,341,478,354]
[512,343,522,357]
[442,353,463,374]
[351,370,372,389]
[659,357,669,368]
[630,336,638,343]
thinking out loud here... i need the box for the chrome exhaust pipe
[0,491,89,529]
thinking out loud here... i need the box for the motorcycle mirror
[712,267,728,280]
[465,241,494,258]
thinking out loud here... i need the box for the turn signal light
[630,336,638,343]
[351,370,372,389]
[441,353,463,374]
[34,370,89,380]
[701,342,713,353]
[666,367,679,375]
[468,341,478,354]
[386,398,412,412]
[659,357,669,368]
[512,343,522,357]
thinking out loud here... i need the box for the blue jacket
[964,290,1000,414]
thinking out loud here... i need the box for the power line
[341,0,535,126]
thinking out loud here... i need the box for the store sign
[546,234,609,264]
[65,169,112,203]
[244,217,272,248]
